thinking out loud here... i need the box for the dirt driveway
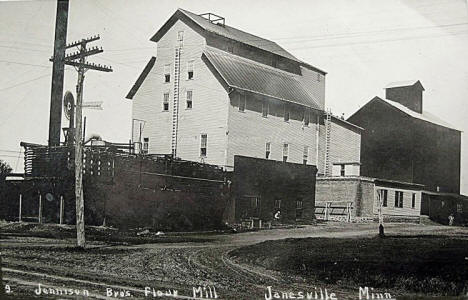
[2,223,466,299]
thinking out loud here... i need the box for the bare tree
[0,160,12,180]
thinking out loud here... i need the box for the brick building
[348,80,461,194]
[126,9,361,175]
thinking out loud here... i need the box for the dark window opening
[303,146,309,165]
[142,138,149,154]
[187,60,194,80]
[284,105,290,122]
[163,93,169,111]
[251,197,258,208]
[303,111,310,126]
[382,190,388,207]
[239,94,246,112]
[395,191,403,208]
[275,199,281,209]
[186,90,193,109]
[265,142,271,159]
[412,193,416,209]
[200,134,207,157]
[282,143,289,162]
[296,200,303,219]
[340,164,345,176]
[262,101,268,117]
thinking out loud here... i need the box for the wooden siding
[318,118,361,176]
[226,91,320,168]
[373,186,422,217]
[348,98,461,193]
[131,20,230,166]
[298,66,325,110]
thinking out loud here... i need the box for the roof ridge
[377,97,459,131]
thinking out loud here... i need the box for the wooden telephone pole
[52,35,112,248]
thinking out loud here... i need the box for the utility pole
[49,0,69,146]
[52,35,112,248]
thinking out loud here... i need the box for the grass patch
[230,235,468,296]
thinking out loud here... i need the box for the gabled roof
[376,97,459,131]
[202,46,322,111]
[126,57,156,100]
[385,80,425,90]
[150,8,326,73]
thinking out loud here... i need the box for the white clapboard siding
[226,95,319,168]
[373,186,422,216]
[132,20,229,166]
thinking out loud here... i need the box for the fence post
[38,194,43,224]
[346,202,351,222]
[18,194,22,222]
[324,202,330,221]
[59,196,64,225]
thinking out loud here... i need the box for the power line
[0,60,51,68]
[0,72,50,92]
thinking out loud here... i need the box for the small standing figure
[448,214,454,226]
[274,210,281,224]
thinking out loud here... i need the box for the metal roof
[385,80,424,90]
[178,9,300,62]
[378,97,460,131]
[203,47,322,110]
[150,9,326,74]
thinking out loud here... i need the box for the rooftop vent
[199,12,225,26]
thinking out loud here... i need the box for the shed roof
[202,47,322,110]
[377,97,460,131]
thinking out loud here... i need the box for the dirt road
[2,223,466,299]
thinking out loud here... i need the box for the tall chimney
[385,80,425,114]
[48,0,69,146]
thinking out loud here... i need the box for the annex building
[346,80,466,224]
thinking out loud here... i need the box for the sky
[0,0,467,194]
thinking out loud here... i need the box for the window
[303,110,310,126]
[340,164,345,176]
[412,193,416,209]
[303,146,309,164]
[177,30,184,41]
[227,45,234,53]
[163,93,169,111]
[262,101,269,117]
[250,197,259,209]
[394,191,404,208]
[142,138,149,154]
[282,143,289,162]
[296,200,303,219]
[284,104,290,122]
[382,189,388,207]
[186,90,193,109]
[187,60,194,80]
[164,64,171,83]
[200,134,207,157]
[457,203,463,213]
[317,73,321,82]
[265,142,271,159]
[238,94,246,112]
[274,199,281,209]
